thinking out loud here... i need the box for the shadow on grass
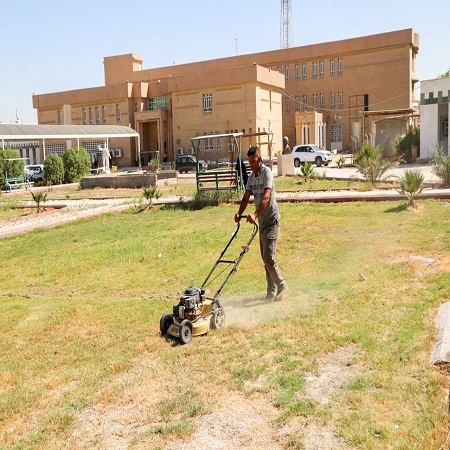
[384,203,407,213]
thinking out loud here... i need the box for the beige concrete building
[32,28,419,167]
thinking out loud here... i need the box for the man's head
[247,146,261,175]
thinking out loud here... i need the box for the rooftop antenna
[280,0,293,49]
[234,32,238,56]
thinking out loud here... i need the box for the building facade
[420,77,450,158]
[32,28,419,167]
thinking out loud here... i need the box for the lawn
[0,198,449,449]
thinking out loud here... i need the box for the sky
[1,0,449,124]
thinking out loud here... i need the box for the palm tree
[399,168,425,207]
[300,161,315,182]
[30,191,48,213]
[141,186,161,210]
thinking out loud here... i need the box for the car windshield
[311,145,321,152]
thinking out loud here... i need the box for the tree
[0,148,23,187]
[30,191,48,213]
[62,147,91,183]
[354,145,395,188]
[300,161,315,182]
[141,185,161,211]
[392,126,420,163]
[399,168,424,207]
[432,144,450,186]
[44,153,64,186]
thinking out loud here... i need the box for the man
[234,146,287,301]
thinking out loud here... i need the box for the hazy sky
[1,0,448,124]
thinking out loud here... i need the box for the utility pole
[280,0,293,49]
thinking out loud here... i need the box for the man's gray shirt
[245,163,280,230]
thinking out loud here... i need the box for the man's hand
[246,213,256,224]
[234,213,241,223]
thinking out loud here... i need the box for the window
[319,60,324,78]
[302,63,307,80]
[116,104,121,123]
[331,124,342,144]
[45,144,65,157]
[95,106,100,124]
[89,107,93,125]
[295,63,300,80]
[202,94,212,112]
[338,57,343,75]
[295,96,300,112]
[215,132,221,151]
[441,116,449,139]
[134,103,138,113]
[338,90,343,109]
[277,66,282,73]
[330,59,335,76]
[149,96,167,111]
[302,95,307,112]
[82,108,87,125]
[285,65,290,81]
[330,92,336,109]
[285,96,290,113]
[320,93,325,109]
[312,93,317,109]
[312,61,317,79]
[57,110,62,125]
[204,133,213,151]
[102,105,107,124]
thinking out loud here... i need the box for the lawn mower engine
[173,286,205,321]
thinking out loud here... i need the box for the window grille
[116,104,121,123]
[312,61,317,79]
[102,105,107,124]
[82,108,87,125]
[331,124,342,143]
[295,63,300,80]
[57,110,62,125]
[330,92,336,109]
[330,59,335,76]
[45,144,65,157]
[295,96,300,112]
[302,63,307,80]
[302,95,307,112]
[285,97,290,113]
[319,60,324,78]
[320,93,325,109]
[95,106,100,124]
[89,107,93,125]
[338,57,343,75]
[202,94,212,112]
[312,93,317,109]
[149,97,167,111]
[285,65,290,81]
[338,90,343,109]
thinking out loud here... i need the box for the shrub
[44,153,64,186]
[392,126,420,163]
[62,147,91,183]
[30,191,48,213]
[399,168,425,207]
[300,161,315,182]
[431,144,450,186]
[141,185,161,210]
[0,148,23,187]
[354,145,395,188]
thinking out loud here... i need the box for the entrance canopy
[0,123,140,161]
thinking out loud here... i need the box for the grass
[0,190,449,448]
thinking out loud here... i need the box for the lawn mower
[160,217,258,344]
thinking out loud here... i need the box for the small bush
[44,153,64,186]
[0,148,23,187]
[300,161,315,182]
[62,147,91,183]
[399,168,425,207]
[393,126,420,163]
[354,145,395,188]
[432,144,450,186]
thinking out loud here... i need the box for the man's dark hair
[247,145,259,157]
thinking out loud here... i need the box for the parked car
[25,164,45,182]
[175,156,208,173]
[291,144,333,167]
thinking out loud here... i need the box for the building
[420,77,450,159]
[32,28,419,167]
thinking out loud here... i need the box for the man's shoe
[265,293,275,301]
[275,281,287,301]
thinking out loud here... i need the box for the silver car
[291,144,332,167]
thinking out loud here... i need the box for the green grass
[0,199,449,449]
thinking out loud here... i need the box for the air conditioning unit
[115,148,123,158]
[109,149,116,158]
[177,147,184,156]
[188,147,195,155]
